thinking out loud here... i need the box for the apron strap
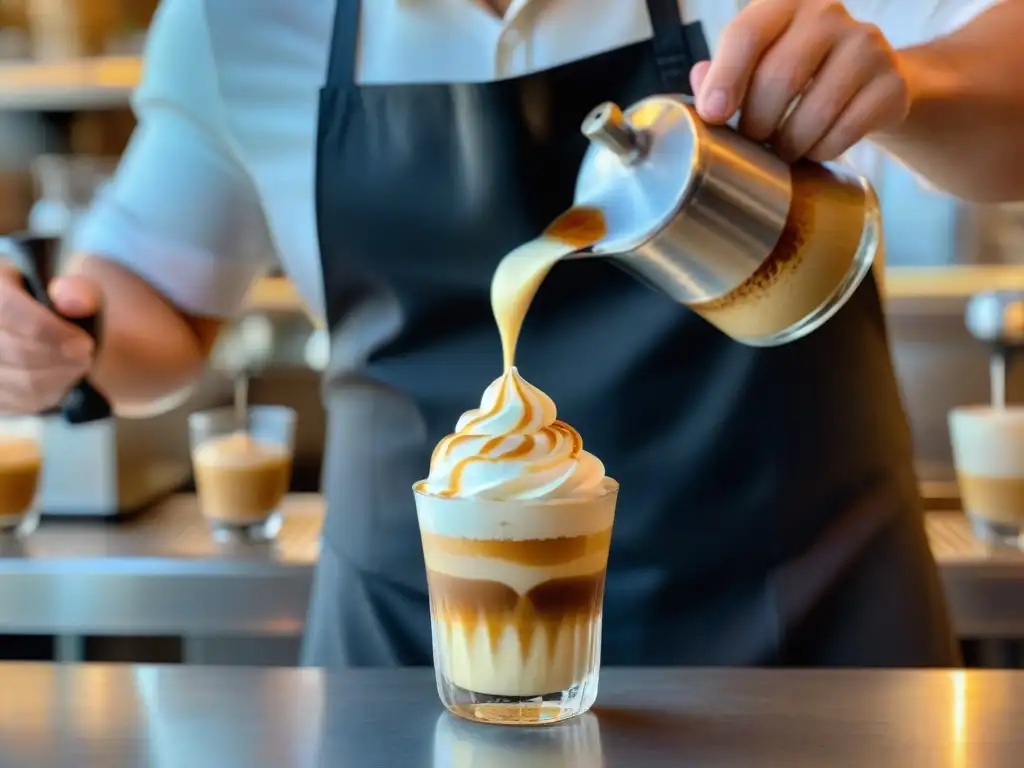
[326,0,362,85]
[645,0,711,94]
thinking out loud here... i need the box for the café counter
[2,664,1021,767]
[1,495,1024,653]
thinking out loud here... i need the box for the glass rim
[412,477,619,507]
[950,404,1024,420]
[188,404,296,426]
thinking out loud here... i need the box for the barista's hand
[691,0,911,162]
[0,268,100,413]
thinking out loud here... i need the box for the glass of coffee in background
[189,405,295,542]
[0,416,42,537]
[950,405,1024,548]
[414,481,618,726]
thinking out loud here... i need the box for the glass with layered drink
[950,405,1024,548]
[414,369,617,725]
[189,405,295,542]
[0,416,43,537]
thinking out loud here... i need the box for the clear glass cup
[0,416,43,538]
[949,405,1024,549]
[188,406,295,543]
[414,479,618,726]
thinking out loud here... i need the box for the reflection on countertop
[0,665,1023,767]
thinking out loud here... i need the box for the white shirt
[74,0,1003,323]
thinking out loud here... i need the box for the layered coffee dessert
[415,205,615,722]
[192,432,292,526]
[415,368,617,703]
[689,161,876,342]
[0,437,42,530]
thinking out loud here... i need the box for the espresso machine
[965,290,1024,408]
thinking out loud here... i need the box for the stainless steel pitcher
[573,96,882,346]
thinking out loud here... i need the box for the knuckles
[722,21,765,67]
[880,69,912,120]
[0,369,67,413]
[807,0,855,35]
[849,22,887,51]
[805,2,891,56]
[0,272,84,414]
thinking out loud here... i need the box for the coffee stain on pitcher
[688,161,869,341]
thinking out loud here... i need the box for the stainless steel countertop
[0,495,321,635]
[1,664,1021,767]
[1,495,1023,637]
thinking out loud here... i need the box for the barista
[1,0,1021,667]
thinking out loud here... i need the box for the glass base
[437,670,600,726]
[433,710,604,764]
[969,513,1023,550]
[207,511,282,543]
[0,510,39,538]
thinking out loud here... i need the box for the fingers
[0,270,98,415]
[737,18,839,142]
[0,272,95,357]
[0,331,89,414]
[700,0,909,160]
[49,274,102,319]
[0,328,86,368]
[689,60,711,100]
[805,72,910,162]
[773,24,901,161]
[697,0,797,123]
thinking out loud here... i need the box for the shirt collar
[401,0,540,22]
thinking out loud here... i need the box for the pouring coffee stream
[491,207,607,371]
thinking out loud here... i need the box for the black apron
[303,0,957,668]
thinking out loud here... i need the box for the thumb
[48,275,102,319]
[689,60,711,101]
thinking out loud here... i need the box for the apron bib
[303,0,957,668]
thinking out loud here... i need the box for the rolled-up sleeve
[843,0,1008,189]
[846,0,1006,46]
[922,0,1007,38]
[73,0,274,318]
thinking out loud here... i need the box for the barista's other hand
[0,267,100,414]
[690,0,911,163]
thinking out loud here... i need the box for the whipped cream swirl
[419,368,606,501]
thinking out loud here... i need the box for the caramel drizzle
[461,370,514,433]
[429,372,584,497]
